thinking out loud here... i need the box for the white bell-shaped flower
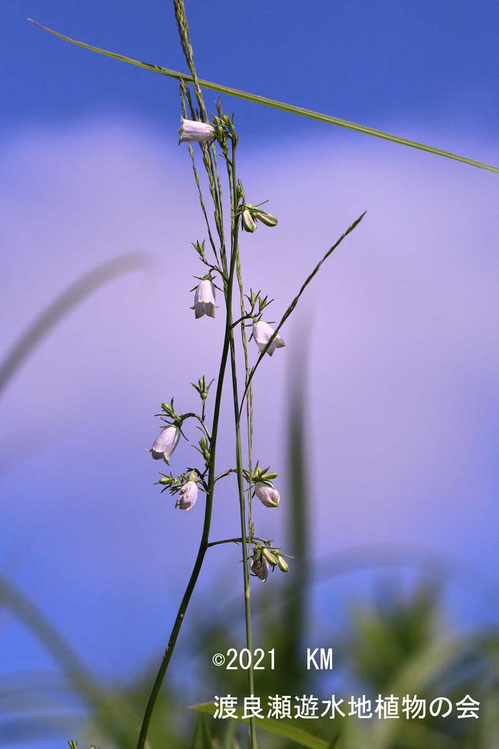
[254,482,280,508]
[176,480,198,512]
[151,425,180,464]
[193,279,217,319]
[178,118,215,144]
[253,321,285,357]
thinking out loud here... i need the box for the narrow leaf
[0,252,147,397]
[28,19,499,174]
[190,702,329,749]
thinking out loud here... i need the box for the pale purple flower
[176,480,198,512]
[250,550,269,582]
[192,279,216,319]
[255,482,280,508]
[253,321,285,357]
[178,118,215,144]
[151,425,180,463]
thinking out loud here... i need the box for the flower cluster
[148,116,291,579]
[250,544,289,582]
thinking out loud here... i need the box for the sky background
[1,1,499,744]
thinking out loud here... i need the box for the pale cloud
[1,120,498,672]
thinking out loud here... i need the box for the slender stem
[136,254,237,749]
[238,211,366,417]
[227,139,257,748]
[235,238,254,541]
[207,536,269,548]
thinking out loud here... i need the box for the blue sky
[1,2,499,746]
[2,0,499,149]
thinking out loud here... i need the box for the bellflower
[250,549,269,582]
[151,425,180,463]
[255,482,280,508]
[192,279,216,319]
[178,118,215,144]
[253,321,285,357]
[176,480,198,512]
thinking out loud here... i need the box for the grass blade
[190,703,329,749]
[27,19,499,174]
[0,252,147,397]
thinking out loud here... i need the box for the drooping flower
[250,549,269,582]
[192,279,217,319]
[252,321,285,356]
[176,480,198,512]
[255,482,280,508]
[178,118,215,144]
[151,425,180,463]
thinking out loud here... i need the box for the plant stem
[227,139,257,748]
[238,211,366,417]
[207,536,269,548]
[136,253,237,748]
[235,235,254,542]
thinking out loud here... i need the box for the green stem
[136,257,236,748]
[207,536,269,548]
[234,234,254,541]
[227,139,257,748]
[239,211,366,417]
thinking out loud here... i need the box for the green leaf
[189,702,330,749]
[193,714,215,749]
[0,252,147,397]
[27,19,499,174]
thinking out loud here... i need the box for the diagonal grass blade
[27,19,499,175]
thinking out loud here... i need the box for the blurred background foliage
[1,262,498,749]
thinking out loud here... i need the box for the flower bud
[276,555,289,573]
[178,118,215,144]
[241,209,257,233]
[250,549,269,582]
[262,547,279,566]
[192,279,217,319]
[151,425,180,464]
[161,401,176,417]
[255,481,280,508]
[253,321,285,357]
[255,210,278,227]
[176,480,198,512]
[261,471,278,482]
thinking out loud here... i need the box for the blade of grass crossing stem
[27,19,499,175]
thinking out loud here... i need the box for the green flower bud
[256,210,278,227]
[276,555,289,573]
[261,471,278,482]
[262,548,279,566]
[241,209,257,233]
